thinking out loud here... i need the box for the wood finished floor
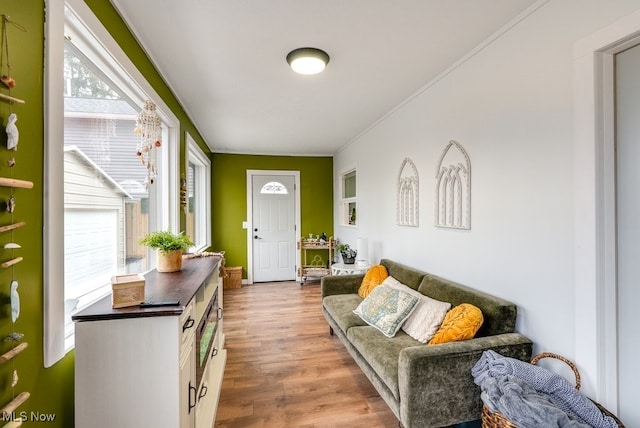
[214,280,400,428]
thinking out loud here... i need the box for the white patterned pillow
[353,283,419,338]
[383,276,451,343]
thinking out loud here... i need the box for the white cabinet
[74,257,225,428]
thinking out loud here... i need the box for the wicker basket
[223,266,242,289]
[482,352,624,428]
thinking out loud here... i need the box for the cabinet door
[180,339,196,428]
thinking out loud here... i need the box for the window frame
[44,0,180,367]
[185,133,211,252]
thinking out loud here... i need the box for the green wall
[0,2,56,423]
[0,1,209,425]
[212,154,333,277]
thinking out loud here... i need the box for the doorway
[574,11,640,422]
[614,43,640,426]
[246,170,300,283]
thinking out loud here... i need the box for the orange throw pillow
[358,265,389,298]
[428,303,483,345]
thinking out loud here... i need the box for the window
[341,169,357,226]
[186,134,211,251]
[260,181,288,194]
[44,1,179,366]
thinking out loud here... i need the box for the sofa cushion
[418,273,517,337]
[347,326,422,400]
[380,259,426,290]
[353,284,419,338]
[358,264,389,298]
[384,277,452,343]
[428,303,484,345]
[323,294,367,332]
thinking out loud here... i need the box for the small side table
[331,263,370,276]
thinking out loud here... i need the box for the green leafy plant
[139,230,193,254]
[336,243,357,259]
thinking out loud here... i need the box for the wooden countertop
[72,256,221,322]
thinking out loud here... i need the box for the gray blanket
[472,350,618,428]
[479,374,590,428]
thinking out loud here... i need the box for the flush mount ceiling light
[286,47,330,75]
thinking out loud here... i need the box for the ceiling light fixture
[286,47,330,75]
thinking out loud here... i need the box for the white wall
[334,0,640,405]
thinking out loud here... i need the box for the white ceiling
[110,0,537,156]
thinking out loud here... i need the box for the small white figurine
[6,113,18,150]
[10,280,20,323]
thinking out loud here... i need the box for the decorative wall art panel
[435,141,471,230]
[397,157,419,227]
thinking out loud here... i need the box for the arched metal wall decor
[435,141,471,229]
[397,157,419,227]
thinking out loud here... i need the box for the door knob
[254,235,262,239]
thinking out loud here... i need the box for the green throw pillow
[353,284,419,337]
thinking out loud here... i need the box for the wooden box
[223,266,242,289]
[111,273,146,308]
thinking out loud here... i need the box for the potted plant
[337,243,357,264]
[139,230,194,272]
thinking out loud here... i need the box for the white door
[251,174,296,282]
[615,43,640,426]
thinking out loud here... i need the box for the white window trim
[186,133,211,252]
[44,0,179,367]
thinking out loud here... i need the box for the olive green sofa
[321,259,533,428]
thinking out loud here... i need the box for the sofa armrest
[397,333,533,427]
[321,274,364,298]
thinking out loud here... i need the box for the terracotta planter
[157,249,183,272]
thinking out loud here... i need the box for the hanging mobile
[134,100,162,187]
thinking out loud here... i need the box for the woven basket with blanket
[472,351,624,428]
